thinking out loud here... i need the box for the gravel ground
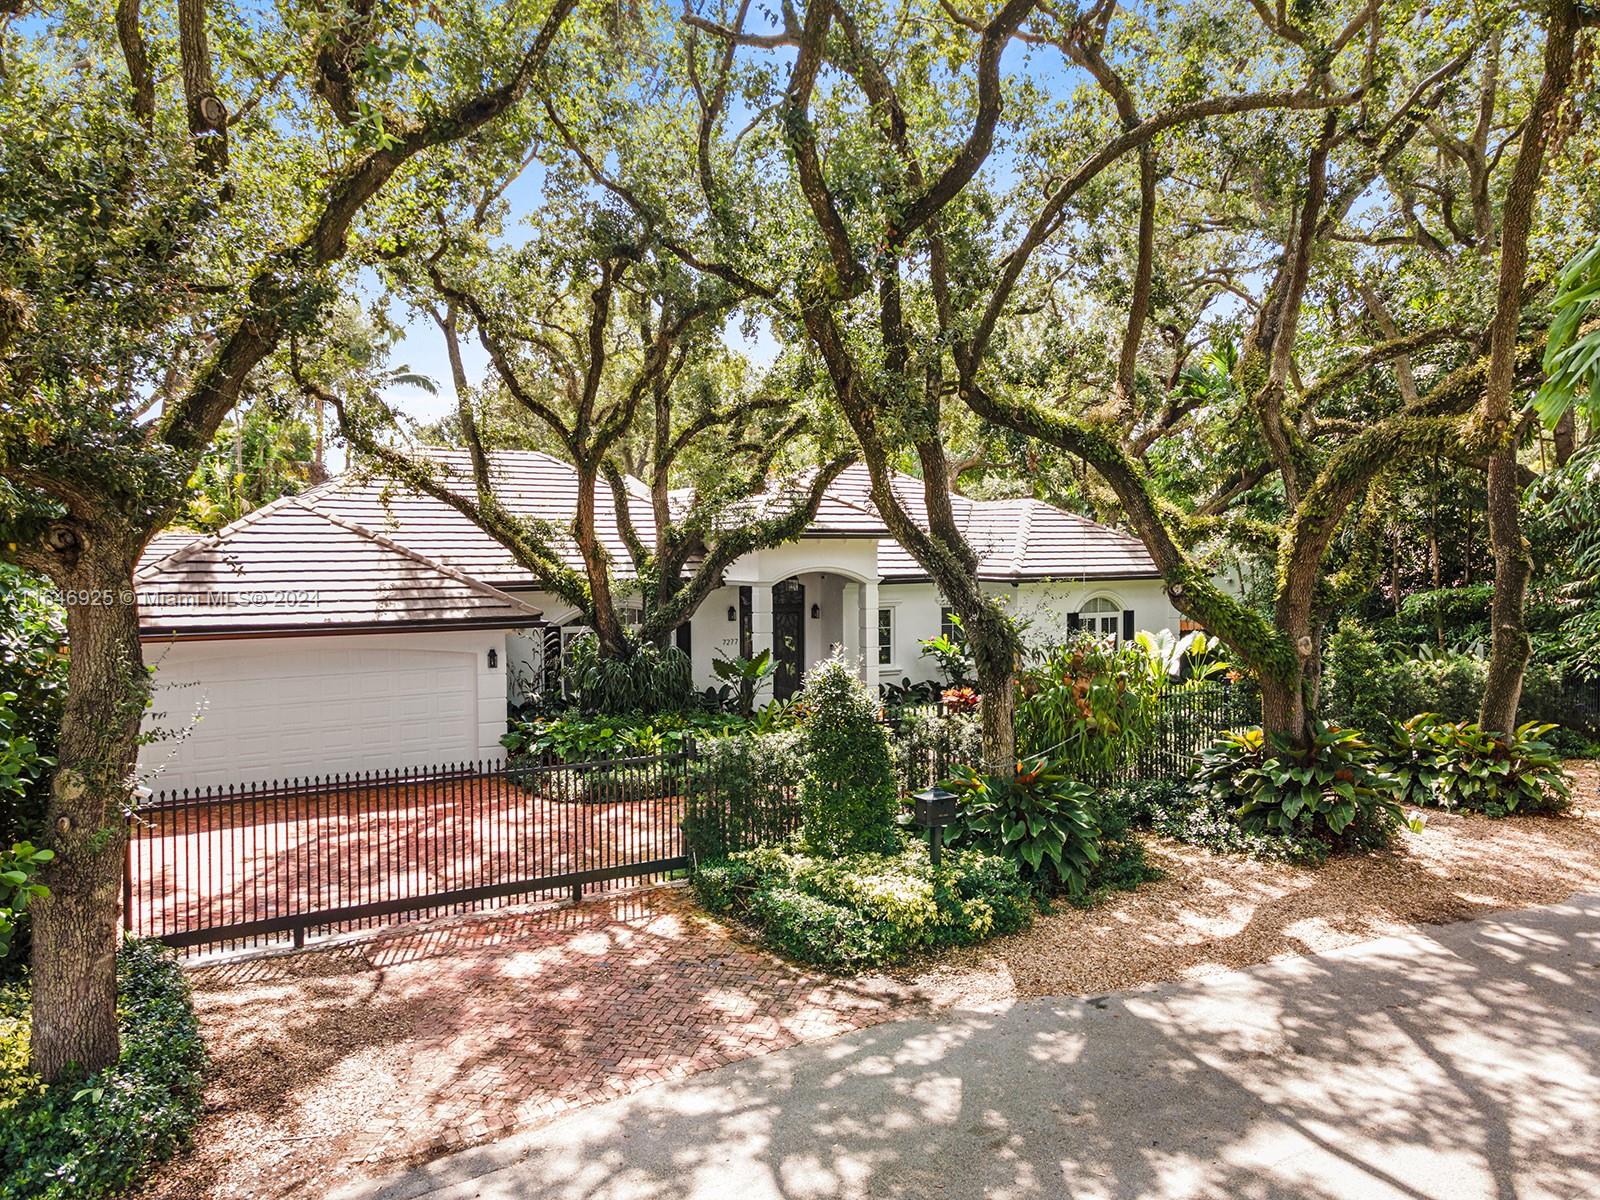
[903,759,1600,1008]
[140,761,1600,1200]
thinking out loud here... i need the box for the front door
[772,578,806,701]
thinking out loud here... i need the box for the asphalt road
[334,894,1600,1200]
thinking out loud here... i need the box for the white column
[750,585,774,704]
[860,579,880,686]
[841,581,861,670]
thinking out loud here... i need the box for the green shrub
[797,656,898,855]
[1322,624,1485,728]
[694,842,1033,970]
[1320,621,1395,734]
[562,636,694,715]
[683,732,804,861]
[945,755,1103,896]
[691,855,770,913]
[1379,715,1571,817]
[502,706,805,765]
[750,885,914,969]
[1101,777,1185,831]
[891,708,981,792]
[1195,722,1416,856]
[1103,776,1328,865]
[0,842,52,960]
[1,939,205,1200]
[0,566,66,848]
[1081,786,1163,904]
[1015,638,1158,778]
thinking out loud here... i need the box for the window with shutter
[1079,596,1121,644]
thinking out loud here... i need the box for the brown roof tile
[135,496,542,639]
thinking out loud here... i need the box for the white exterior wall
[876,578,1182,687]
[138,627,520,793]
[505,567,1180,695]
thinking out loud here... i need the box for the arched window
[1080,596,1122,643]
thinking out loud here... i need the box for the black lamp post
[912,785,959,868]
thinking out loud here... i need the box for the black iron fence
[1523,679,1600,738]
[124,685,1258,954]
[126,753,699,954]
[1123,680,1258,782]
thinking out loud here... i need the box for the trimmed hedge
[695,841,1034,970]
[796,658,898,855]
[1,939,205,1200]
[683,731,805,861]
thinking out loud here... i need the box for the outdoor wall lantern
[727,605,738,622]
[487,648,498,668]
[810,603,821,620]
[912,785,959,868]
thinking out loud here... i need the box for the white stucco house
[134,452,1180,791]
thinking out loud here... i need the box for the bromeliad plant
[1196,722,1418,853]
[1381,715,1570,817]
[944,755,1102,897]
[1015,638,1159,780]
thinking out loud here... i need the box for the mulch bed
[903,759,1600,1007]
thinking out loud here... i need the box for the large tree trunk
[1480,444,1533,732]
[29,537,147,1081]
[1478,0,1576,734]
[969,635,1016,774]
[572,466,629,658]
[1553,408,1576,468]
[1258,671,1307,748]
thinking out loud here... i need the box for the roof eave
[138,614,545,642]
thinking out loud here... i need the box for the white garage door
[141,643,479,793]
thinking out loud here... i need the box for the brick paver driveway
[145,886,912,1200]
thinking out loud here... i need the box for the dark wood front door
[772,579,806,701]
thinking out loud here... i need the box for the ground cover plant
[0,940,204,1199]
[1192,722,1418,862]
[1110,777,1335,866]
[1380,715,1571,817]
[693,843,1033,970]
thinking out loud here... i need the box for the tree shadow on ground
[363,895,1600,1200]
[141,887,910,1200]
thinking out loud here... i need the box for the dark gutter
[139,614,546,643]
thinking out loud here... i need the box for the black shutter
[675,621,691,656]
[1067,612,1081,632]
[1122,610,1135,641]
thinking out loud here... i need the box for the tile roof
[135,496,543,639]
[822,465,1160,581]
[305,449,657,588]
[137,451,1158,634]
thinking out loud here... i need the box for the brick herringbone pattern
[164,887,911,1198]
